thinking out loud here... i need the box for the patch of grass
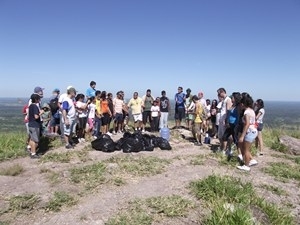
[74,150,90,162]
[262,162,300,181]
[0,164,24,176]
[0,221,10,225]
[189,175,295,225]
[263,128,288,153]
[8,194,40,213]
[0,132,28,161]
[113,177,126,186]
[45,191,77,212]
[46,171,60,185]
[106,200,152,225]
[190,154,206,165]
[70,162,106,190]
[271,153,300,165]
[39,167,51,173]
[40,152,72,163]
[260,184,287,196]
[145,195,195,217]
[106,156,170,177]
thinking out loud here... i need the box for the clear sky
[0,0,299,101]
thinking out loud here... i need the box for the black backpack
[49,97,59,114]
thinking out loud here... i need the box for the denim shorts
[244,129,258,142]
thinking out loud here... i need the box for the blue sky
[0,0,299,101]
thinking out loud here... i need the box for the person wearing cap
[28,93,44,158]
[34,86,44,98]
[61,87,77,149]
[86,81,96,99]
[58,86,73,141]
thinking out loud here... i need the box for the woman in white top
[237,94,258,171]
[255,99,265,156]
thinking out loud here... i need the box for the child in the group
[75,93,90,142]
[87,96,96,139]
[41,103,51,135]
[151,100,160,132]
[255,99,265,156]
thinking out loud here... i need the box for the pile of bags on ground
[91,131,172,153]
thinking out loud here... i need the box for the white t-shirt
[113,97,124,114]
[58,93,67,114]
[243,108,257,131]
[256,108,265,123]
[76,101,88,118]
[151,105,160,117]
[88,103,96,119]
[62,97,76,120]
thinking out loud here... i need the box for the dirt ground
[0,129,299,225]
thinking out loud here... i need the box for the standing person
[28,94,44,158]
[237,94,258,171]
[185,88,193,129]
[87,96,96,139]
[41,103,51,135]
[93,90,102,138]
[58,86,73,141]
[151,100,160,132]
[127,92,143,131]
[107,93,114,133]
[100,91,113,135]
[75,93,90,142]
[159,90,170,129]
[62,87,77,149]
[210,99,218,137]
[192,95,205,146]
[49,88,60,136]
[22,104,31,153]
[113,91,125,134]
[255,99,265,156]
[142,89,155,132]
[86,81,96,99]
[217,88,232,151]
[174,86,186,128]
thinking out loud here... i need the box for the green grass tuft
[45,191,77,212]
[262,162,300,181]
[40,152,72,163]
[8,194,40,213]
[0,164,24,176]
[0,132,28,161]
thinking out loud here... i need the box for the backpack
[49,97,59,114]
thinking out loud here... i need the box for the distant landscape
[0,97,299,133]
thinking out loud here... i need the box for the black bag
[91,134,116,152]
[122,137,143,153]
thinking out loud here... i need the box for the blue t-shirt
[28,104,41,128]
[86,87,96,98]
[228,107,239,125]
[175,92,186,108]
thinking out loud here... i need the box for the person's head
[231,92,241,105]
[255,99,264,109]
[133,92,138,99]
[100,91,107,100]
[67,87,77,98]
[90,81,96,88]
[75,93,85,102]
[153,100,158,105]
[186,88,191,94]
[90,96,96,103]
[178,86,183,93]
[211,99,218,107]
[161,90,166,96]
[146,89,151,96]
[217,88,226,98]
[31,93,41,104]
[198,91,204,99]
[107,93,113,99]
[52,88,60,97]
[192,95,199,102]
[34,86,44,98]
[42,103,50,111]
[206,99,211,105]
[241,94,254,109]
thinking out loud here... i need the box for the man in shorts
[127,92,143,131]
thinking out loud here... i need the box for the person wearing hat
[28,93,44,158]
[58,86,73,141]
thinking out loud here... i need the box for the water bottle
[160,127,170,141]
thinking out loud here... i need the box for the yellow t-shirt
[95,99,101,115]
[128,97,143,115]
[194,102,204,123]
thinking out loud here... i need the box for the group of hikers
[23,82,265,172]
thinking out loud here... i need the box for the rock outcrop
[279,135,300,155]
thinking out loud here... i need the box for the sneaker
[237,165,250,171]
[142,129,145,133]
[118,130,123,134]
[25,146,31,154]
[65,144,73,149]
[106,132,112,136]
[80,138,86,143]
[93,135,98,139]
[112,131,116,135]
[249,159,258,166]
[30,154,40,159]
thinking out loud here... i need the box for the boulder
[279,135,300,155]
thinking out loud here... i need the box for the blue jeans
[93,116,102,137]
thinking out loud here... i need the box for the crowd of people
[23,82,265,172]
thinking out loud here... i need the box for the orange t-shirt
[101,99,109,114]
